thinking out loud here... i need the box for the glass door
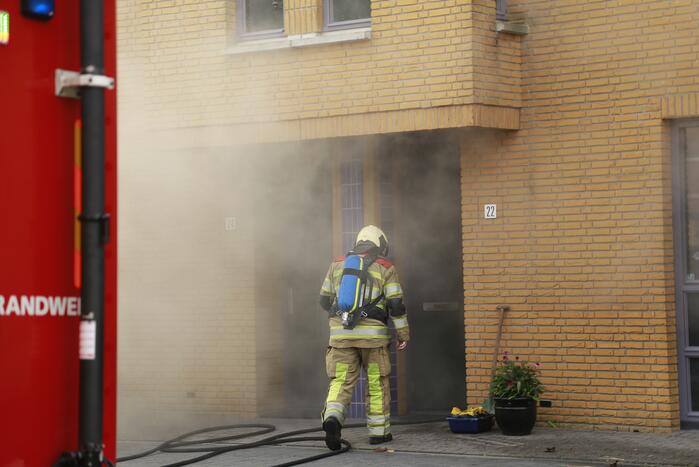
[673,121,699,426]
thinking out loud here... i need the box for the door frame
[672,119,699,427]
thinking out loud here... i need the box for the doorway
[254,131,467,418]
[381,131,466,413]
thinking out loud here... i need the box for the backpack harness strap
[330,295,387,323]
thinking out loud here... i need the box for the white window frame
[237,0,285,41]
[324,0,371,31]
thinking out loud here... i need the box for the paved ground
[118,441,580,467]
[117,417,699,467]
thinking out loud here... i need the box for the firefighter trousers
[322,345,391,437]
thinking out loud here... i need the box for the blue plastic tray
[447,414,494,433]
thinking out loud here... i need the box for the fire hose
[116,419,442,466]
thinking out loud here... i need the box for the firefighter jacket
[320,256,410,348]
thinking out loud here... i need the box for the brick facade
[117,147,260,438]
[118,0,520,132]
[117,0,699,432]
[462,0,699,431]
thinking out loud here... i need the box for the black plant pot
[494,398,537,436]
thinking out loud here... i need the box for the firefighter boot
[322,416,342,451]
[369,433,393,445]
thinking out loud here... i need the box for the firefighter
[318,225,410,450]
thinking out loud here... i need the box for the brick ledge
[226,28,371,55]
[151,104,520,147]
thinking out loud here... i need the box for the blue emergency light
[21,0,54,20]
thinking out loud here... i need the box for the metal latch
[55,69,115,99]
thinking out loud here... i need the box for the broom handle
[490,305,509,381]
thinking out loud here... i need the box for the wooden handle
[490,305,510,380]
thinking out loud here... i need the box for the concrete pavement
[117,417,699,467]
[117,441,584,467]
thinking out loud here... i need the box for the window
[685,126,699,282]
[673,120,699,425]
[496,0,507,21]
[339,157,367,418]
[341,158,364,253]
[238,0,284,39]
[325,0,370,30]
[692,359,699,412]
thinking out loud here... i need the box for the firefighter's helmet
[355,225,389,257]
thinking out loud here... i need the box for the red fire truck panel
[0,1,117,464]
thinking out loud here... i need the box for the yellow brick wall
[117,0,520,134]
[471,0,522,107]
[462,0,699,431]
[117,142,260,438]
[117,0,257,429]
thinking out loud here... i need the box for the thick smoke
[117,5,471,442]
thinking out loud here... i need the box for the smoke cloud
[116,4,473,442]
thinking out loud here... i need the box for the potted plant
[489,352,545,436]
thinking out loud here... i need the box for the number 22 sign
[484,204,497,219]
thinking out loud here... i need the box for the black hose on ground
[116,424,277,462]
[116,419,442,466]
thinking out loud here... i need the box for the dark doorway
[384,131,465,413]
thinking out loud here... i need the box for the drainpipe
[53,0,114,465]
[78,0,109,464]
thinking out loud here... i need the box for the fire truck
[0,1,117,465]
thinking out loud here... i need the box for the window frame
[324,0,371,31]
[237,0,285,41]
[496,0,507,21]
[673,119,699,427]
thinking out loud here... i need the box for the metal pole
[78,0,107,464]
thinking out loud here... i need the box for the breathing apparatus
[336,226,388,329]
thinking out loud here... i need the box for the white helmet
[355,225,389,256]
